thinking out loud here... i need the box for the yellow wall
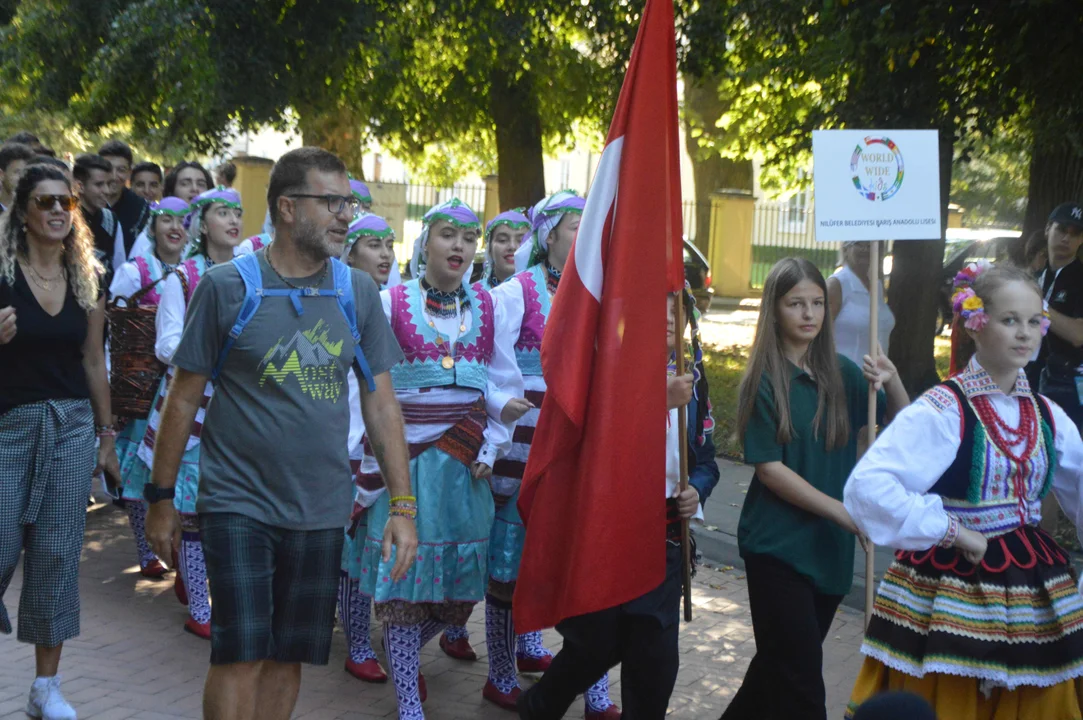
[708,190,755,298]
[233,156,274,238]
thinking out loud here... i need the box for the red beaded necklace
[971,394,1040,522]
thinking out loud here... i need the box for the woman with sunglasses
[0,163,120,720]
[107,197,191,581]
[133,187,244,638]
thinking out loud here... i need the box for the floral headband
[951,260,1050,335]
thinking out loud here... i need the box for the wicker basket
[107,271,182,419]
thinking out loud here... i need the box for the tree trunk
[489,66,545,210]
[683,73,753,255]
[887,129,953,396]
[298,105,366,180]
[1021,134,1083,241]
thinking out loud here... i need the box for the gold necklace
[20,259,66,291]
[420,296,469,370]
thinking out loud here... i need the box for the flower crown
[951,259,1050,335]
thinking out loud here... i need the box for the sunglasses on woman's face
[32,194,79,212]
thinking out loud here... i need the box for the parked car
[469,237,715,313]
[936,236,1019,332]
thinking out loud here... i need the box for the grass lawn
[703,334,953,459]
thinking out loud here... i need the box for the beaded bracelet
[389,505,418,520]
[938,515,959,548]
[96,428,117,438]
[389,495,417,505]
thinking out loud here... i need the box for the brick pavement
[0,502,866,719]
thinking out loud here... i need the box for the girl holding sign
[843,261,1083,719]
[723,257,907,720]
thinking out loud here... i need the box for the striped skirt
[849,524,1083,717]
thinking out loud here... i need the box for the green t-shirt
[738,354,885,596]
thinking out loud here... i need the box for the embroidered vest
[132,255,167,307]
[176,256,209,305]
[388,280,494,392]
[512,264,551,377]
[928,379,1057,536]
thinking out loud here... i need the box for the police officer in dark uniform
[1038,201,1083,427]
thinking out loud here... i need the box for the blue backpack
[211,252,376,392]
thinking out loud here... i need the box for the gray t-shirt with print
[171,250,404,530]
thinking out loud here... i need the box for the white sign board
[812,129,941,242]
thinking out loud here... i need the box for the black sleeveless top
[0,265,90,416]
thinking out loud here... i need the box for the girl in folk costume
[355,198,520,720]
[479,209,530,290]
[134,187,244,638]
[338,213,403,683]
[477,190,617,717]
[844,261,1083,719]
[722,257,908,720]
[108,196,190,579]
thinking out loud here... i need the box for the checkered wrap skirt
[0,399,95,646]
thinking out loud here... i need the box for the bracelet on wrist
[389,495,417,505]
[939,515,959,548]
[97,429,117,439]
[389,506,418,520]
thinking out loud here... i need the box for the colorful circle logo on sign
[850,136,904,202]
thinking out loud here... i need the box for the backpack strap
[212,253,263,381]
[331,258,376,393]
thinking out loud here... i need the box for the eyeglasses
[287,193,361,216]
[33,194,79,211]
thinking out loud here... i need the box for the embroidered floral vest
[176,255,210,305]
[925,377,1056,537]
[132,255,167,307]
[388,279,494,392]
[512,264,551,377]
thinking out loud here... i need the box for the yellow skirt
[846,657,1083,720]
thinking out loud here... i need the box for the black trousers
[517,543,682,720]
[720,554,843,720]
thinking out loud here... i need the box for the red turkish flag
[513,0,685,633]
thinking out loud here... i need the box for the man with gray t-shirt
[147,148,418,720]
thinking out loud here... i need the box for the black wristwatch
[143,484,176,503]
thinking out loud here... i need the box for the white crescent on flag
[574,136,623,303]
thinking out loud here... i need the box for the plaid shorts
[200,513,344,666]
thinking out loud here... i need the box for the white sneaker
[26,676,77,720]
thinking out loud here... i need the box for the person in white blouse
[843,262,1083,718]
[353,199,521,720]
[828,241,894,366]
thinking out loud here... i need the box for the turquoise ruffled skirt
[342,511,370,579]
[116,419,149,502]
[358,446,493,605]
[123,444,201,515]
[489,487,525,584]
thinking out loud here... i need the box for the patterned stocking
[383,623,424,720]
[485,595,519,695]
[442,624,470,643]
[339,573,378,663]
[180,531,211,625]
[125,500,157,567]
[584,673,615,713]
[516,630,554,661]
[418,618,448,649]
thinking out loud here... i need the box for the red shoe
[140,559,169,578]
[172,549,188,605]
[183,617,211,640]
[345,657,388,683]
[516,654,553,673]
[439,633,478,661]
[585,706,621,720]
[419,671,427,703]
[483,680,522,711]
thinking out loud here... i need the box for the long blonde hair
[737,257,850,450]
[0,164,102,311]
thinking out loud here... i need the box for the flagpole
[863,240,879,630]
[676,294,693,623]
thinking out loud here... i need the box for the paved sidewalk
[0,502,866,719]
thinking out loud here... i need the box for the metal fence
[750,202,840,289]
[401,183,487,222]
